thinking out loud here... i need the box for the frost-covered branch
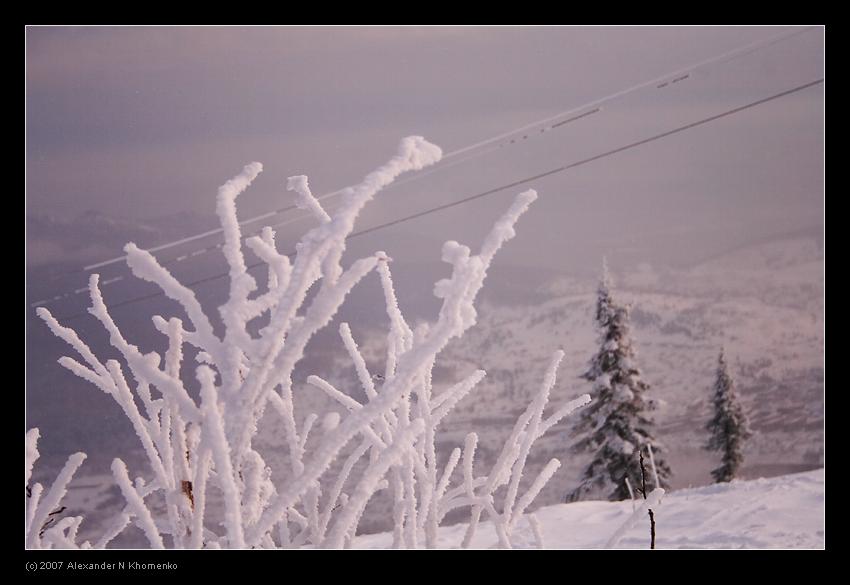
[25,429,86,549]
[111,458,164,549]
[31,136,591,549]
[457,353,590,548]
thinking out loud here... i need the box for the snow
[322,412,341,432]
[351,468,824,549]
[25,428,40,487]
[288,175,331,224]
[604,487,664,548]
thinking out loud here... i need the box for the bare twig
[39,506,68,537]
[639,450,656,549]
[603,488,664,549]
[648,508,656,549]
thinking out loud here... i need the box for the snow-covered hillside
[302,234,823,529]
[352,468,825,549]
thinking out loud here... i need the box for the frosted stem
[111,458,163,549]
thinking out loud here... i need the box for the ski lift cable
[42,75,824,321]
[65,26,817,274]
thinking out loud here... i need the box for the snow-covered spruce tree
[31,136,591,549]
[568,262,671,502]
[705,348,751,483]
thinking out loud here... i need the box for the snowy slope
[352,468,825,549]
[319,234,823,527]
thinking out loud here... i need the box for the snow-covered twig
[647,443,659,490]
[111,459,164,549]
[25,430,86,550]
[31,136,589,549]
[527,513,545,550]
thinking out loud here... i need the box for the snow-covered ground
[352,468,824,549]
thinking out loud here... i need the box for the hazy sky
[26,26,824,276]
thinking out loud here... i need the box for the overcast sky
[26,26,824,276]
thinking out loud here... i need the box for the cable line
[46,76,824,322]
[67,26,818,275]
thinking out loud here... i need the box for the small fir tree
[568,262,672,502]
[705,348,752,483]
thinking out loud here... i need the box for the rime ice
[32,137,589,549]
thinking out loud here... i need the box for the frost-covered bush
[30,137,589,549]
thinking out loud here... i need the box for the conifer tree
[705,348,752,483]
[568,262,671,501]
